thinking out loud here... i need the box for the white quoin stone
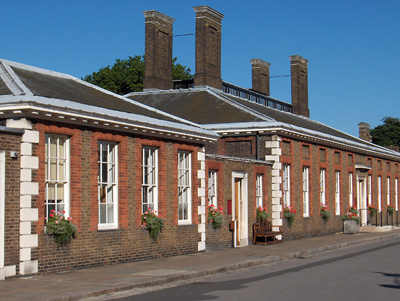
[20,208,38,222]
[20,195,32,208]
[272,204,282,212]
[265,141,280,148]
[272,176,282,184]
[198,187,205,197]
[20,234,38,248]
[20,182,39,196]
[198,241,206,251]
[197,151,205,161]
[265,155,279,162]
[6,118,32,129]
[20,222,31,235]
[272,190,282,198]
[21,143,32,156]
[21,130,39,144]
[272,162,282,170]
[272,197,281,205]
[21,156,38,170]
[19,260,38,275]
[20,169,32,182]
[272,211,281,219]
[198,205,206,215]
[198,223,206,233]
[272,183,280,191]
[271,148,282,155]
[198,169,205,179]
[20,248,31,261]
[271,169,280,177]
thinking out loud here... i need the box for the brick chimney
[289,55,309,118]
[193,6,224,89]
[358,122,372,142]
[143,10,175,90]
[250,59,271,96]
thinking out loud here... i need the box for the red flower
[49,213,54,218]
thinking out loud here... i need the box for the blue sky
[1,0,399,137]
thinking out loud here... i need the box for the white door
[357,177,367,226]
[232,172,248,247]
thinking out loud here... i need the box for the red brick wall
[1,132,22,269]
[31,121,203,274]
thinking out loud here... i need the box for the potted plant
[142,208,165,240]
[283,205,296,227]
[368,205,378,217]
[45,210,77,247]
[320,203,331,222]
[256,206,269,222]
[343,209,360,234]
[208,205,224,229]
[387,205,395,215]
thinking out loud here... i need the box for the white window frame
[378,176,382,211]
[367,175,372,205]
[98,141,118,230]
[349,173,353,207]
[256,174,263,208]
[395,178,399,211]
[208,170,218,207]
[283,164,291,207]
[142,147,158,213]
[302,167,309,217]
[335,171,341,215]
[178,151,192,224]
[320,169,326,206]
[387,177,391,205]
[45,134,70,219]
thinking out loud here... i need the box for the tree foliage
[370,117,400,147]
[82,55,193,95]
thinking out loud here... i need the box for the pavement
[1,228,400,301]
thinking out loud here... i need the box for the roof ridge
[0,60,31,96]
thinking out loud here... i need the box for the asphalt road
[100,237,400,300]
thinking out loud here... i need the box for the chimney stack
[358,122,372,142]
[143,10,175,90]
[193,6,224,89]
[289,55,309,118]
[250,59,271,96]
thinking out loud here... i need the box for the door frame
[232,171,248,247]
[357,175,368,226]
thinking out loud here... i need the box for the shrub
[45,210,77,247]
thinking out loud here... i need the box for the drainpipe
[256,132,260,160]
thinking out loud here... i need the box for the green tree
[82,55,193,95]
[370,117,400,147]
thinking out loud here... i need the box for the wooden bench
[253,220,283,245]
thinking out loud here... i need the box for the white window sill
[98,224,118,231]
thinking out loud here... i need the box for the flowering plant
[283,205,296,227]
[387,205,395,215]
[320,203,331,221]
[45,210,77,247]
[343,207,360,224]
[208,205,224,229]
[142,208,165,240]
[256,206,269,222]
[368,205,377,216]
[348,205,358,215]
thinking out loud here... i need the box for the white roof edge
[0,98,219,139]
[204,121,400,158]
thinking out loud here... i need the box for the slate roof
[126,86,400,159]
[0,59,219,141]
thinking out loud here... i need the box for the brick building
[126,6,400,243]
[0,5,399,279]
